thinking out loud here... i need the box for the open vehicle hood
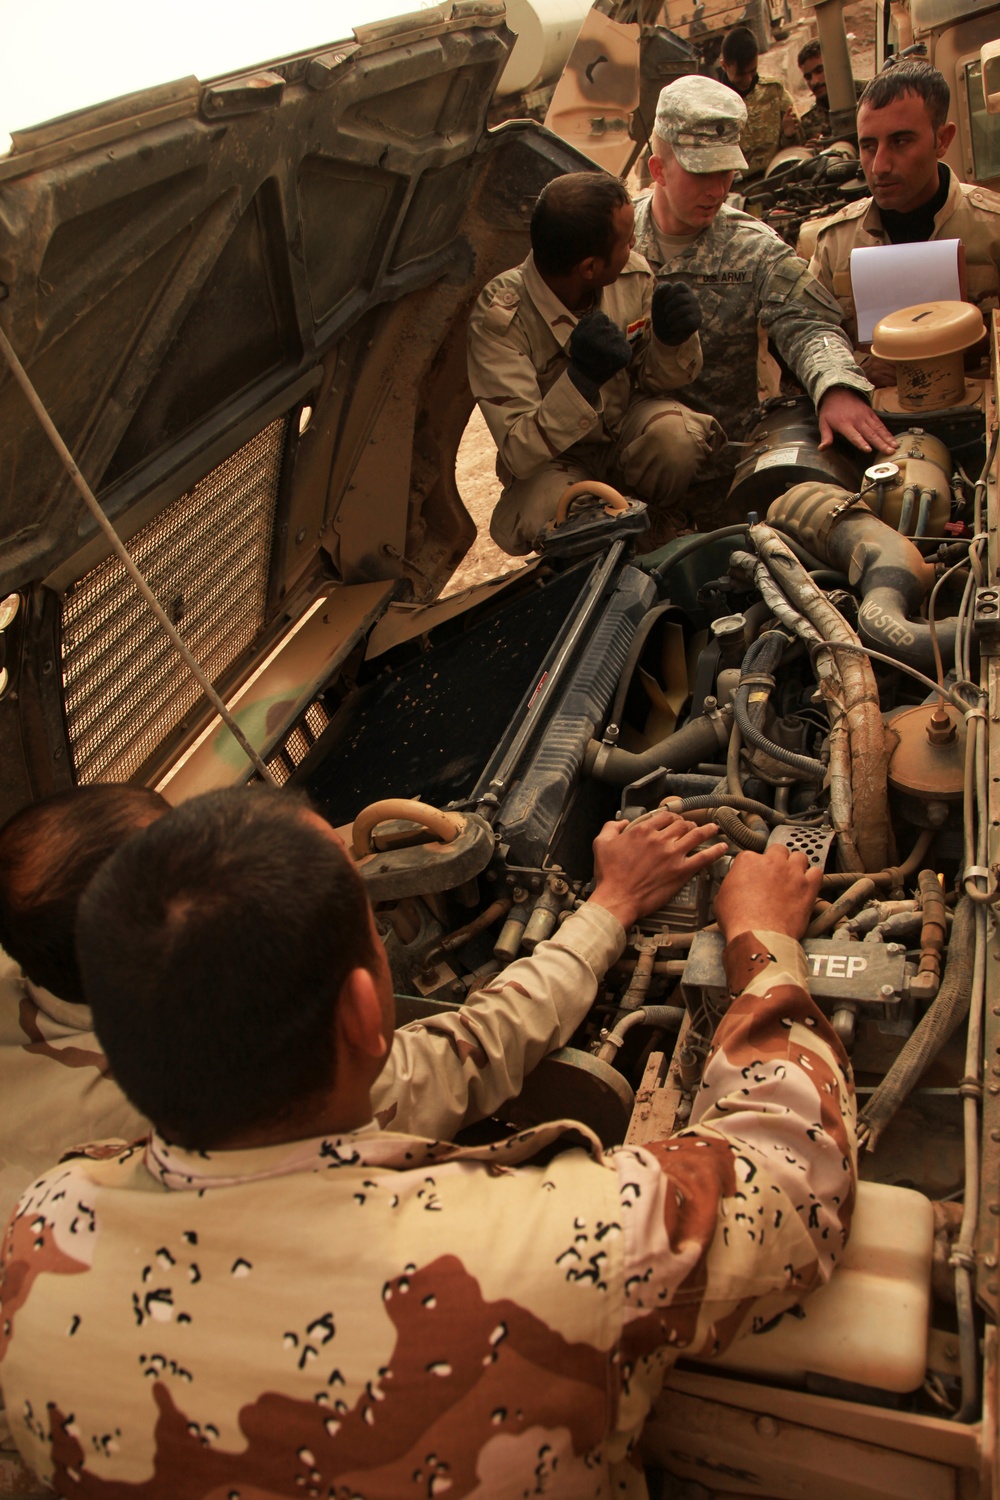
[0,1,590,815]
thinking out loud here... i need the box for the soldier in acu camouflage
[633,75,894,494]
[467,171,722,555]
[0,787,857,1500]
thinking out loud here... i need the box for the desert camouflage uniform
[0,949,148,1228]
[467,250,722,554]
[1,927,856,1499]
[808,166,1000,368]
[372,903,622,1137]
[632,194,871,475]
[734,78,801,177]
[0,901,621,1215]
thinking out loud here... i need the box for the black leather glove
[651,280,701,346]
[567,311,632,402]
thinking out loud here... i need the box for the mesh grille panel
[62,418,286,784]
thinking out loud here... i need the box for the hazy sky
[3,0,416,150]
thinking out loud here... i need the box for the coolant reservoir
[863,428,952,536]
[705,1181,934,1392]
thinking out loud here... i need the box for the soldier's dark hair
[76,787,378,1150]
[860,60,950,130]
[530,171,631,277]
[797,39,822,69]
[721,27,758,69]
[0,785,168,1003]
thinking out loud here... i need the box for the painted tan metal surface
[160,581,395,803]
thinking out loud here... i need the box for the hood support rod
[0,326,277,786]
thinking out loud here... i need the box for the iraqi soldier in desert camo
[1,786,856,1499]
[0,782,630,1233]
[633,75,895,495]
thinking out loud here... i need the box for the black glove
[651,280,701,346]
[567,311,632,402]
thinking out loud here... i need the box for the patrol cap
[653,75,748,172]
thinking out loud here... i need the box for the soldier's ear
[577,254,600,283]
[338,969,389,1060]
[935,121,957,158]
[648,153,666,188]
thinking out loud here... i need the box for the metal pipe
[598,1004,686,1061]
[584,704,734,786]
[521,877,570,952]
[424,895,512,965]
[915,488,935,538]
[493,889,531,965]
[806,877,876,937]
[813,0,858,139]
[898,484,917,535]
[954,903,987,1422]
[819,828,935,890]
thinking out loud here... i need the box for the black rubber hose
[715,806,768,851]
[669,793,789,826]
[858,897,976,1152]
[733,632,828,782]
[584,705,733,785]
[642,524,828,583]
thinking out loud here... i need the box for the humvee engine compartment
[2,1,1000,1491]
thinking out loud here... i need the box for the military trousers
[489,395,724,556]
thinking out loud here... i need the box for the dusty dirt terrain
[445,0,876,595]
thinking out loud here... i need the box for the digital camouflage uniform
[467,251,722,554]
[799,79,867,142]
[631,193,871,475]
[808,165,1000,367]
[1,926,856,1500]
[732,78,801,177]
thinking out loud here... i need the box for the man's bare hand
[589,809,726,930]
[715,845,823,945]
[781,105,800,139]
[817,388,895,454]
[861,353,900,390]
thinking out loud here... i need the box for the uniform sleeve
[756,243,872,407]
[466,288,602,479]
[608,926,856,1418]
[370,903,625,1139]
[807,230,838,301]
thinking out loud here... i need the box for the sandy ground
[445,0,876,595]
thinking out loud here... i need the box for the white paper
[850,240,962,344]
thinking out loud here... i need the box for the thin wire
[927,554,971,691]
[807,638,983,713]
[0,324,278,785]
